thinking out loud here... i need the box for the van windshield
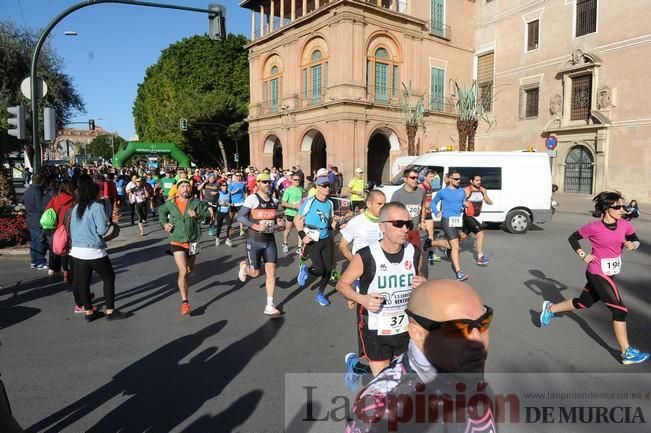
[390,165,445,190]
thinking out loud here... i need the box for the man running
[198,173,220,236]
[281,173,304,253]
[463,174,493,266]
[336,202,425,377]
[158,179,210,316]
[295,175,336,306]
[420,169,444,264]
[237,173,282,316]
[432,169,468,281]
[229,172,247,237]
[540,191,648,365]
[347,168,366,212]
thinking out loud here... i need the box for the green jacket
[158,197,209,243]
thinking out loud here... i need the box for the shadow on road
[26,318,285,433]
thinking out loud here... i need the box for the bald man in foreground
[346,280,497,433]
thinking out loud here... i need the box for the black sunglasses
[259,180,271,184]
[382,219,414,230]
[292,178,300,181]
[450,177,462,181]
[319,183,331,188]
[407,175,419,180]
[406,306,493,338]
[609,205,625,210]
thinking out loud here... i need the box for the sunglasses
[450,177,462,181]
[609,205,625,210]
[318,183,331,188]
[292,178,300,181]
[382,219,414,230]
[259,180,271,184]
[406,306,493,338]
[407,175,419,180]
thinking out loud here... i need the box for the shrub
[0,213,30,248]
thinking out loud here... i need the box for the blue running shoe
[476,256,490,266]
[622,346,650,365]
[455,271,468,281]
[298,263,309,287]
[315,292,330,306]
[539,300,555,327]
[344,353,361,391]
[208,226,216,237]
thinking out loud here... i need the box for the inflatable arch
[112,142,190,168]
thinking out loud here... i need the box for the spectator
[623,200,639,221]
[44,180,75,280]
[23,174,47,270]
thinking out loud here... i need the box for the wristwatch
[578,250,586,258]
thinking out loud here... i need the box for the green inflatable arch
[112,142,191,168]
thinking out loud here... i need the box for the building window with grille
[477,52,494,112]
[263,64,282,113]
[571,75,592,121]
[519,86,539,119]
[575,0,597,37]
[367,47,399,103]
[430,67,445,112]
[303,50,327,106]
[430,0,446,38]
[527,20,539,51]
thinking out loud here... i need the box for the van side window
[450,167,502,190]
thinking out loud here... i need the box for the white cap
[316,168,329,177]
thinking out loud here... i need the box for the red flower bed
[0,214,30,248]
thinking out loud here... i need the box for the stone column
[270,0,275,31]
[260,5,265,36]
[303,0,307,17]
[316,0,320,9]
[291,0,296,21]
[251,10,256,41]
[280,0,285,27]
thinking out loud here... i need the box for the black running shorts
[462,215,483,235]
[246,238,278,270]
[358,309,409,362]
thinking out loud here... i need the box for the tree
[88,133,127,160]
[452,80,493,151]
[400,82,425,156]
[0,20,84,164]
[133,34,249,167]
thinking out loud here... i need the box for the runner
[347,168,366,212]
[229,171,247,237]
[158,179,210,316]
[198,173,220,236]
[463,174,493,266]
[236,173,283,316]
[214,181,233,246]
[281,173,304,253]
[129,177,150,236]
[420,169,445,264]
[295,174,336,306]
[160,171,176,201]
[336,202,425,377]
[431,169,468,281]
[539,191,649,365]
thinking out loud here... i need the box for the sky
[2,0,251,140]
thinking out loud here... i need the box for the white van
[377,151,553,234]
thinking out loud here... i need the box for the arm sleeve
[625,233,640,243]
[237,206,254,228]
[431,190,442,208]
[568,231,583,251]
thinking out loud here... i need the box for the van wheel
[505,210,531,234]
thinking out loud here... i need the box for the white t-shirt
[70,246,107,260]
[125,181,137,194]
[340,213,383,255]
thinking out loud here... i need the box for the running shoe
[330,270,341,283]
[476,256,491,266]
[282,242,289,253]
[30,263,37,269]
[48,269,55,276]
[455,271,469,281]
[208,226,216,236]
[36,264,48,270]
[444,248,452,260]
[225,239,233,247]
[428,252,442,264]
[74,305,97,314]
[264,305,282,316]
[539,300,555,327]
[215,238,221,246]
[315,292,330,306]
[239,229,245,237]
[621,346,650,365]
[106,310,132,321]
[298,261,309,287]
[180,302,191,316]
[238,260,248,283]
[344,353,361,391]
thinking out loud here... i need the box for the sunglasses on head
[609,205,625,210]
[406,306,493,338]
[382,219,414,230]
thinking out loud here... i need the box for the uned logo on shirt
[404,260,413,271]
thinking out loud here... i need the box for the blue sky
[3,0,250,140]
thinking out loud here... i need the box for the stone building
[241,0,475,185]
[473,0,651,201]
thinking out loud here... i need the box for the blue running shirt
[299,196,333,239]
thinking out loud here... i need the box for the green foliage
[452,80,492,125]
[400,81,425,125]
[0,20,85,162]
[133,34,250,166]
[88,133,127,160]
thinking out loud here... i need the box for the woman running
[540,191,648,365]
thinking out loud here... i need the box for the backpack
[40,208,57,230]
[52,207,72,255]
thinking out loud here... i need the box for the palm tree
[400,82,425,156]
[453,81,493,151]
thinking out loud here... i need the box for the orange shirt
[170,197,190,248]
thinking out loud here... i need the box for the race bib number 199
[601,256,621,276]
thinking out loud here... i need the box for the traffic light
[7,105,26,139]
[208,4,226,41]
[89,119,95,130]
[179,118,188,131]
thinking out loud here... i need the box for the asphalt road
[2,209,650,432]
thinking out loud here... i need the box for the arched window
[367,46,399,102]
[263,63,282,113]
[303,49,328,106]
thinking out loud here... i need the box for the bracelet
[298,230,306,238]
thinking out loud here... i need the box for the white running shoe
[264,305,281,316]
[225,238,233,247]
[238,260,248,282]
[215,238,221,246]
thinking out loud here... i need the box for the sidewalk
[555,192,651,222]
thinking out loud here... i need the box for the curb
[0,246,30,256]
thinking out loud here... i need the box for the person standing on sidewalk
[44,180,75,280]
[159,179,210,316]
[70,175,130,321]
[23,174,47,270]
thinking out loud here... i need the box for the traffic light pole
[30,0,222,172]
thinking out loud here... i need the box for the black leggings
[215,211,231,237]
[73,255,116,310]
[307,236,334,293]
[48,252,71,273]
[572,271,628,322]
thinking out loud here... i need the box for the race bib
[377,312,408,335]
[260,220,275,233]
[188,242,200,256]
[601,256,621,276]
[304,227,320,242]
[405,204,420,218]
[449,216,463,228]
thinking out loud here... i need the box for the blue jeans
[28,227,47,266]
